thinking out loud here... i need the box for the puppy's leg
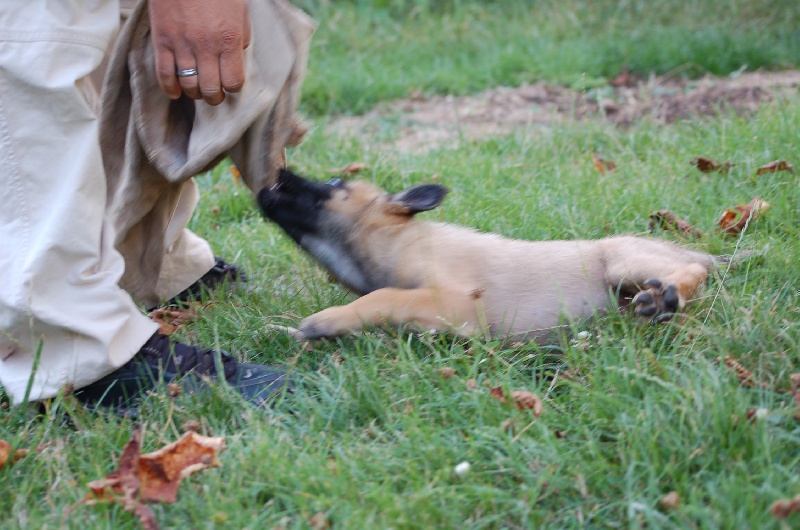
[299,287,479,340]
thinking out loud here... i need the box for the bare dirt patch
[327,70,800,152]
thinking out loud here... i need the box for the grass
[2,1,800,528]
[298,0,800,115]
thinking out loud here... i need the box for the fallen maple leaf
[592,153,616,174]
[648,210,704,238]
[756,159,794,175]
[329,162,369,176]
[717,196,770,235]
[690,156,734,173]
[80,427,226,530]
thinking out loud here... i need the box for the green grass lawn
[2,1,800,528]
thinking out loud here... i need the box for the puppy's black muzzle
[257,169,338,244]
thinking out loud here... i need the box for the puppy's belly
[482,282,612,337]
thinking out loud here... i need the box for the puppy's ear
[386,184,448,215]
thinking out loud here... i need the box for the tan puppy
[258,169,714,341]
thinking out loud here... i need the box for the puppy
[258,169,714,341]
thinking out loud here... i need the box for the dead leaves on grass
[0,439,55,470]
[489,386,544,416]
[72,426,225,530]
[648,210,705,238]
[690,156,734,173]
[592,153,616,174]
[147,304,208,336]
[756,159,794,175]
[650,195,770,238]
[718,356,771,390]
[716,196,771,235]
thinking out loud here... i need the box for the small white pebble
[576,331,591,340]
[454,461,471,477]
[754,407,769,420]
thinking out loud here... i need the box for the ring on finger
[176,67,199,77]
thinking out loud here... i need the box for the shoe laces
[138,333,238,380]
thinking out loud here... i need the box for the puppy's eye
[326,178,343,188]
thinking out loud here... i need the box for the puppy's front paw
[299,307,352,340]
[632,278,680,323]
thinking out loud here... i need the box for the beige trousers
[0,1,213,403]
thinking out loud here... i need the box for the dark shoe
[154,257,248,310]
[74,332,290,412]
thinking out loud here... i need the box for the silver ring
[176,67,198,77]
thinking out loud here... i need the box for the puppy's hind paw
[632,278,680,323]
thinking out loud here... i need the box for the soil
[327,70,800,151]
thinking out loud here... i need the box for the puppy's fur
[259,169,714,341]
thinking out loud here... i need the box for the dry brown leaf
[659,491,682,510]
[147,304,205,336]
[592,153,616,174]
[310,511,330,530]
[510,390,544,417]
[330,162,369,176]
[690,156,734,173]
[609,65,631,87]
[0,439,55,470]
[717,196,770,235]
[229,165,241,182]
[648,210,704,238]
[438,367,456,380]
[771,494,800,519]
[0,440,9,469]
[791,374,800,421]
[719,356,769,389]
[81,427,226,529]
[501,418,517,434]
[166,383,182,398]
[756,159,794,175]
[181,420,201,432]
[489,385,507,404]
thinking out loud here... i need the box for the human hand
[149,0,251,106]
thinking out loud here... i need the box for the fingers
[154,47,182,100]
[148,0,250,106]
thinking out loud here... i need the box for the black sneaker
[74,332,290,412]
[153,257,248,310]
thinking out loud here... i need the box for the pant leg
[0,0,158,404]
[154,180,215,302]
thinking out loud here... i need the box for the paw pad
[632,278,680,323]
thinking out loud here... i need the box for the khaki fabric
[100,0,315,308]
[0,0,159,403]
[0,0,314,403]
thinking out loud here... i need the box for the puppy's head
[258,168,448,294]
